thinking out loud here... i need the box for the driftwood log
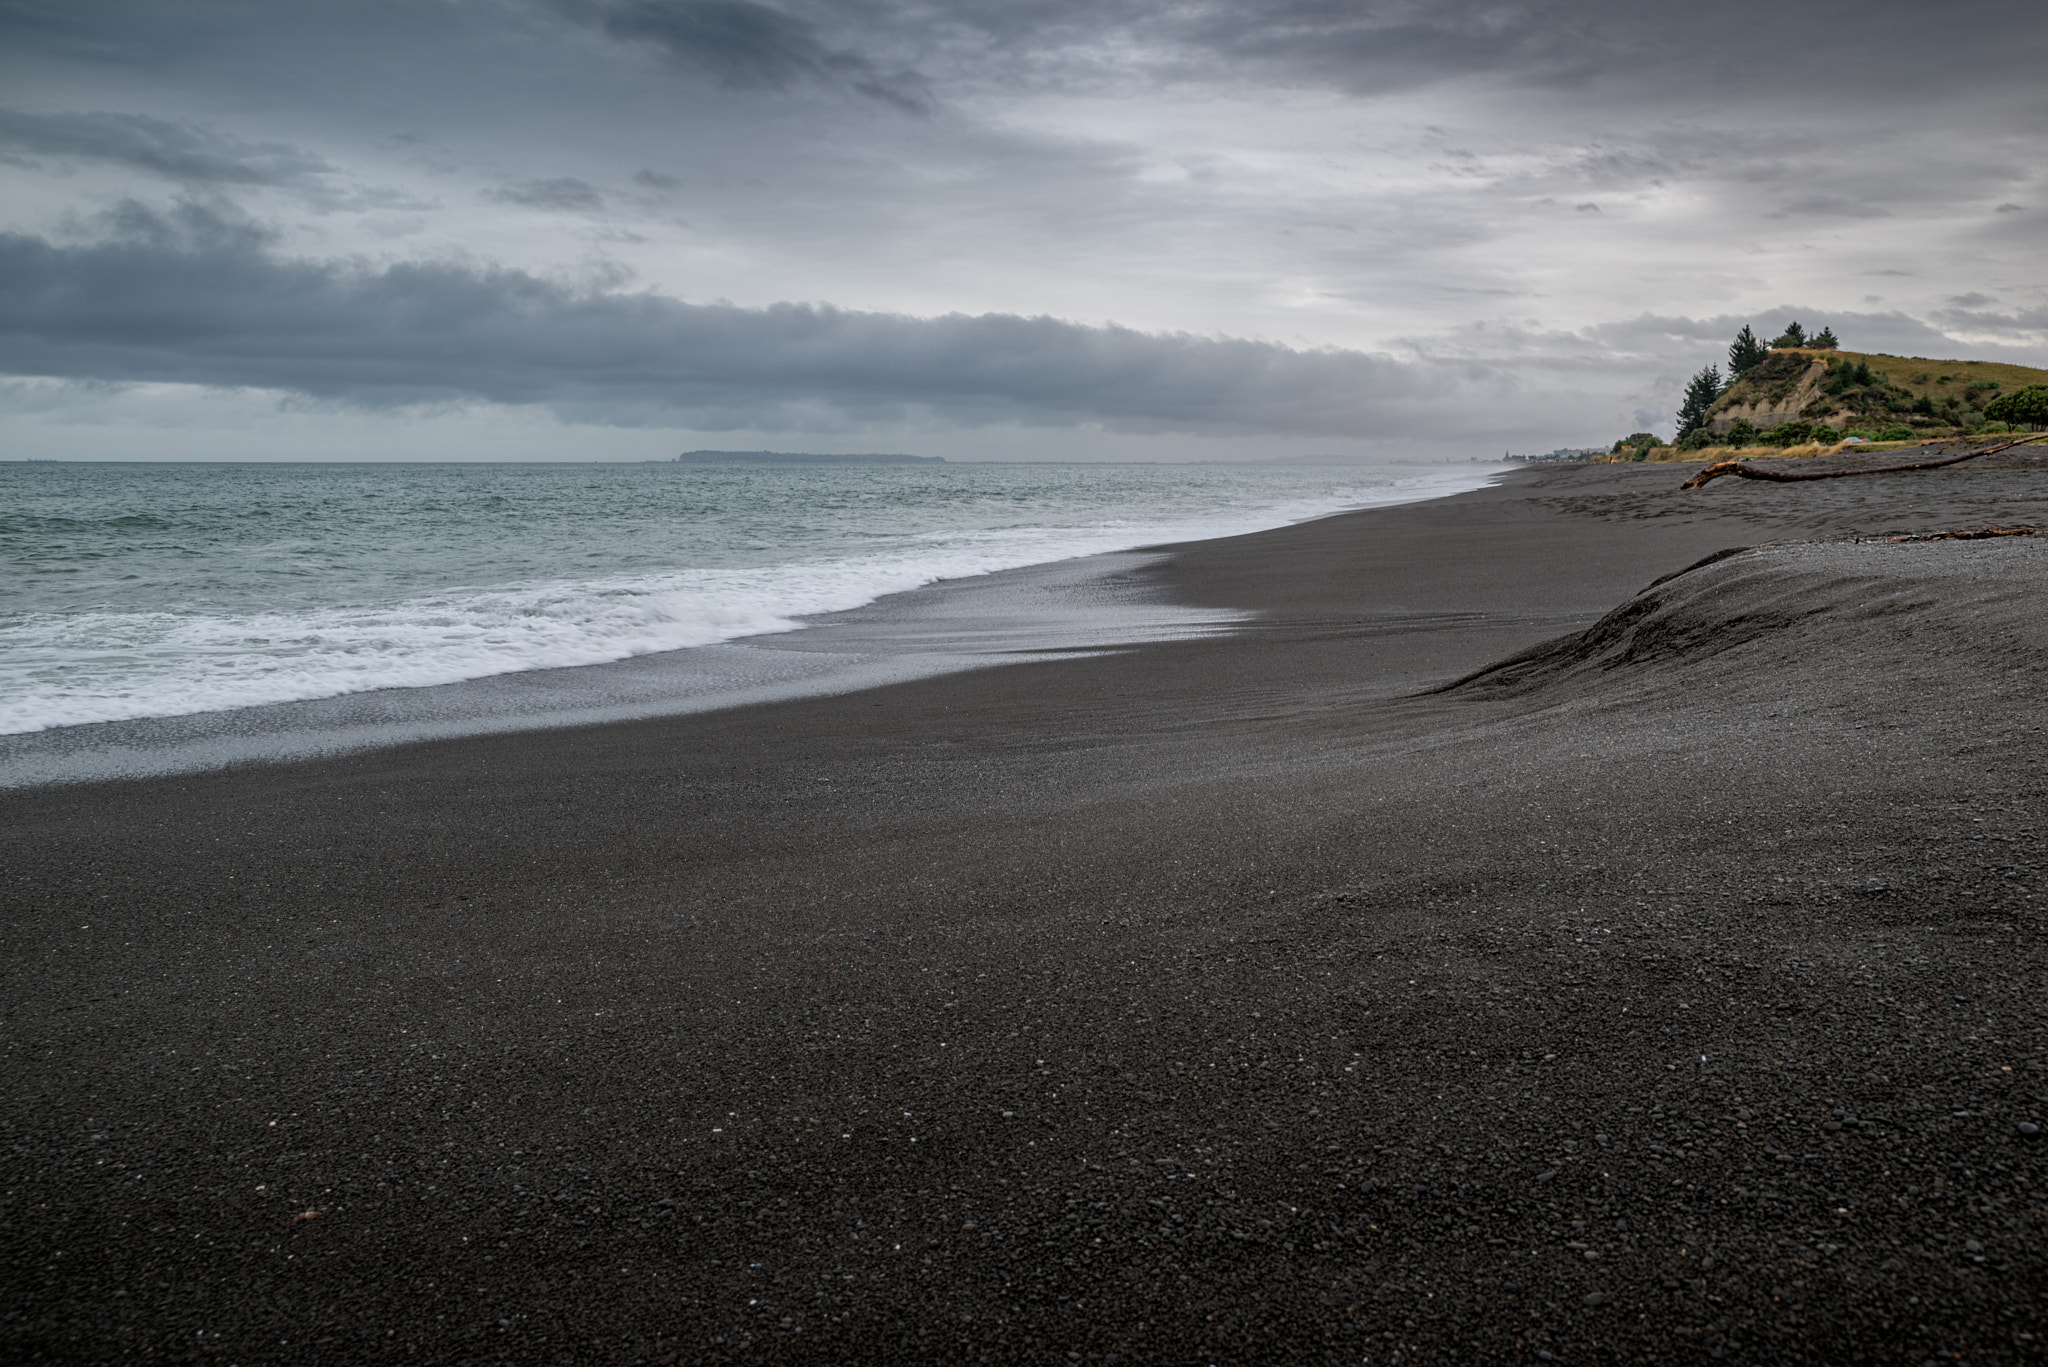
[1680,432,2048,490]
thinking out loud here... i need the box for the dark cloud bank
[0,202,1452,434]
[19,0,2039,116]
[557,0,2041,102]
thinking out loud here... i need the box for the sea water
[1,460,1490,738]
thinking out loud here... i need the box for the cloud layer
[0,0,2042,456]
[0,201,1463,435]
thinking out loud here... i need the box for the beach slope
[5,459,2048,1362]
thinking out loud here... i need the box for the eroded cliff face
[1707,353,1835,434]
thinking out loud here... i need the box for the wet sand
[0,548,1256,791]
[6,456,2048,1363]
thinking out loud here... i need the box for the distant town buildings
[1501,447,1604,463]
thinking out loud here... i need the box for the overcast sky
[1,0,2042,461]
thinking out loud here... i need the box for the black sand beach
[7,458,2048,1363]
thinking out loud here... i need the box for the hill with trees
[1605,321,2048,460]
[1698,346,2048,448]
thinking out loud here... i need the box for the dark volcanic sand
[7,458,2048,1364]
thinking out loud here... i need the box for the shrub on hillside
[1610,432,1664,457]
[1724,418,1759,447]
[1984,385,2048,429]
[1762,420,1814,445]
[1809,424,1840,444]
[1825,357,1878,394]
[1877,425,1916,441]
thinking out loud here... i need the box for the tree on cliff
[1811,326,1838,349]
[1770,321,1808,348]
[1676,364,1724,440]
[1727,326,1768,378]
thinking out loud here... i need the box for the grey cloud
[487,177,606,211]
[1927,302,2048,344]
[588,0,932,111]
[732,1,1595,96]
[1402,306,2044,383]
[2,0,2040,449]
[0,107,332,185]
[1394,305,2048,442]
[1581,308,2023,364]
[0,201,1456,435]
[1769,194,1891,220]
[361,215,428,240]
[756,0,2045,106]
[601,0,837,87]
[1156,0,2044,103]
[633,169,683,191]
[55,195,281,253]
[1997,203,2026,212]
[10,0,2043,110]
[1563,147,1681,190]
[1168,1,1587,94]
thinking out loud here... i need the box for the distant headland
[674,450,943,465]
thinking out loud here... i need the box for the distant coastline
[674,450,943,465]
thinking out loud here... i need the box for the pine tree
[1811,326,1839,350]
[1676,364,1724,439]
[1770,320,1807,348]
[1727,326,1768,377]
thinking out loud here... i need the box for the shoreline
[7,458,2048,1362]
[0,549,1247,791]
[0,468,1499,789]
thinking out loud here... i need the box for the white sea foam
[0,464,1493,733]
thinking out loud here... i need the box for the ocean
[1,460,1492,770]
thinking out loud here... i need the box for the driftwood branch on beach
[1680,432,2048,491]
